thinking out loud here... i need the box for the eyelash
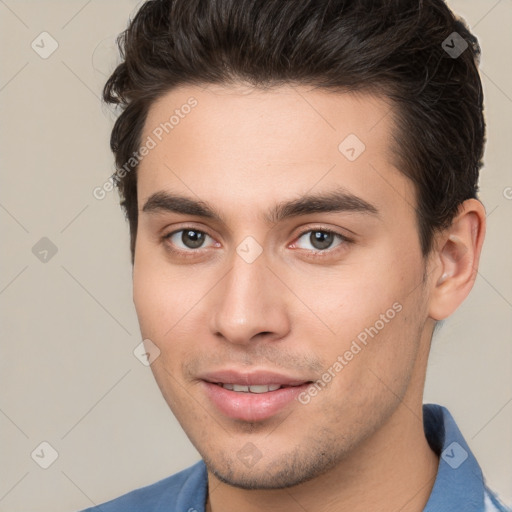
[161,226,352,259]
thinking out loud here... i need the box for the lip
[199,369,312,422]
[200,369,310,387]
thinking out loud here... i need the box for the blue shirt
[79,404,510,511]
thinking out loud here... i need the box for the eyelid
[161,219,214,236]
[294,225,352,240]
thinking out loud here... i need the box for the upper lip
[200,369,311,387]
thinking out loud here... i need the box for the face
[133,84,435,489]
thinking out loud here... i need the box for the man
[81,0,510,510]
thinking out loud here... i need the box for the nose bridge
[209,248,289,345]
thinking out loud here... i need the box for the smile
[216,383,289,393]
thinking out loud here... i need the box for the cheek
[288,260,407,342]
[132,263,165,338]
[132,249,201,338]
[291,249,426,383]
[132,252,216,381]
[296,294,425,438]
[132,261,200,405]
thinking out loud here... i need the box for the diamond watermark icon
[441,441,468,469]
[32,237,58,263]
[236,236,263,264]
[338,134,366,161]
[442,32,468,59]
[31,31,59,59]
[133,339,161,366]
[237,442,262,468]
[31,441,59,469]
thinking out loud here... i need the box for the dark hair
[103,0,485,261]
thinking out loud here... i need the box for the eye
[294,229,348,252]
[164,228,215,251]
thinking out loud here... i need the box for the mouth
[212,382,304,393]
[199,371,313,421]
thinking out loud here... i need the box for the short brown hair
[103,0,485,261]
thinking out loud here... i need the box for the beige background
[0,1,511,511]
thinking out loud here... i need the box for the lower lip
[202,381,310,422]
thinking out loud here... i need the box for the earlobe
[428,199,486,321]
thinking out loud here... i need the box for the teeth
[249,385,273,394]
[221,383,283,393]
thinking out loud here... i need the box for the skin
[132,84,485,512]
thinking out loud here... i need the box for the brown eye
[310,231,335,250]
[295,230,346,252]
[181,229,206,249]
[165,229,213,250]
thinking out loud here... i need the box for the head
[103,0,486,490]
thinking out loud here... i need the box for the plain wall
[0,1,511,510]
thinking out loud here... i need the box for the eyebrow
[141,188,379,224]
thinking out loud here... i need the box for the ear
[428,199,486,321]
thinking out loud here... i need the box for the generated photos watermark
[297,301,403,405]
[93,97,198,200]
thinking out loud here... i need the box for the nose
[208,250,291,346]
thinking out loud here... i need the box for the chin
[203,447,341,490]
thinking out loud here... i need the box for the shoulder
[77,460,207,512]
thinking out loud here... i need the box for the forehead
[137,84,413,222]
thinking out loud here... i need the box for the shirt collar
[423,403,487,511]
